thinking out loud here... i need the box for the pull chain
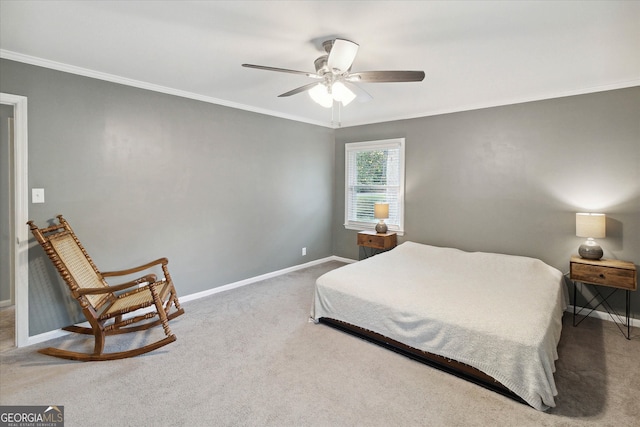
[331,101,342,127]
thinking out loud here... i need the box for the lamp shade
[332,81,356,106]
[309,83,333,108]
[576,213,606,238]
[374,203,389,219]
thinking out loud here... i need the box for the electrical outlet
[302,247,307,256]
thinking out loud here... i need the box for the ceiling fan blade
[327,39,359,73]
[343,81,373,103]
[348,70,425,83]
[242,64,320,78]
[278,82,320,97]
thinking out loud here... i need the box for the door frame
[0,93,29,347]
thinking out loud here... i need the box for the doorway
[0,104,14,350]
[0,93,29,348]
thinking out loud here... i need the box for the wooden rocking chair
[28,215,184,361]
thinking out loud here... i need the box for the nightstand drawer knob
[599,274,605,279]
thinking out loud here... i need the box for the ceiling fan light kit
[308,84,334,108]
[242,37,425,120]
[332,81,356,105]
[309,81,356,108]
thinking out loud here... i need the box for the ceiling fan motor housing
[314,55,330,75]
[322,39,335,54]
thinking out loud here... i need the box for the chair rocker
[28,215,185,361]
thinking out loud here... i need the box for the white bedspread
[311,241,567,411]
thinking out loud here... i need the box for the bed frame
[319,317,526,405]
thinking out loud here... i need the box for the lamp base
[375,220,387,234]
[578,238,603,260]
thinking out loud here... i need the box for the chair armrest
[101,258,168,278]
[77,274,158,295]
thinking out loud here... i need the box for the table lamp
[576,213,605,260]
[374,202,389,234]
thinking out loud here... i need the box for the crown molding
[2,49,637,130]
[341,79,640,128]
[0,49,333,128]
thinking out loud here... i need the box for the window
[344,138,405,234]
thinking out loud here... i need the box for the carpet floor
[0,305,14,353]
[1,261,638,427]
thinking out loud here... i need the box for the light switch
[32,188,45,204]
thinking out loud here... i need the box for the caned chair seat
[28,215,185,361]
[105,283,164,316]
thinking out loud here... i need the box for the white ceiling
[1,1,638,128]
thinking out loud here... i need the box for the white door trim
[0,93,29,347]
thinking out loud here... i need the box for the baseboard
[0,299,13,308]
[566,305,639,328]
[26,328,70,345]
[179,255,353,304]
[25,255,353,346]
[328,255,357,264]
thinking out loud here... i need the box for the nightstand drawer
[570,260,637,290]
[357,232,397,250]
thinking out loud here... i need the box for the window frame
[344,138,405,235]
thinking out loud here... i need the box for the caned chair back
[28,216,110,310]
[48,231,110,309]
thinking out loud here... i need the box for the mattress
[311,241,568,411]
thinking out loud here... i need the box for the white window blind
[344,138,405,234]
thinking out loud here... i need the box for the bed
[311,241,568,411]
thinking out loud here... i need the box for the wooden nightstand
[570,256,637,339]
[357,230,397,259]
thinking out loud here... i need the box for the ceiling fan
[242,38,425,108]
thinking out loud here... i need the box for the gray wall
[0,104,13,304]
[334,88,640,316]
[0,59,335,335]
